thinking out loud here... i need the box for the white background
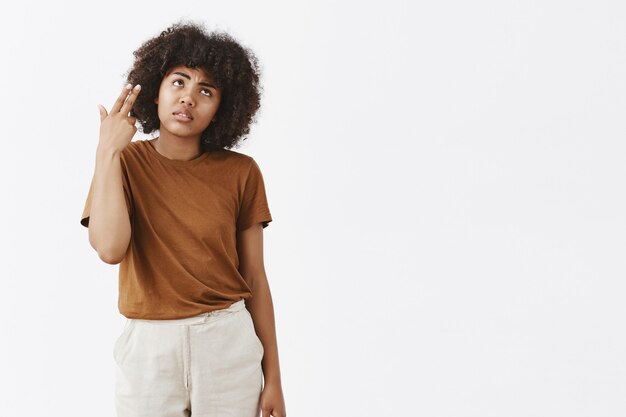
[0,0,624,416]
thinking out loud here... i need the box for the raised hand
[97,83,142,154]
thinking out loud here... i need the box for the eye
[172,79,212,97]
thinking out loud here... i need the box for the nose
[180,97,194,107]
[180,92,195,107]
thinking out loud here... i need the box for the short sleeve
[237,158,273,231]
[80,162,133,228]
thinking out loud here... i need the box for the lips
[173,110,194,120]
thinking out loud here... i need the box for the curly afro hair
[124,20,263,151]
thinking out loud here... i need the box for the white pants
[113,299,264,417]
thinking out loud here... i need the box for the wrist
[96,143,122,159]
[264,375,283,387]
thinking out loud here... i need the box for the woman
[80,21,286,417]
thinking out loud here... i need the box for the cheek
[155,103,164,118]
[155,93,168,115]
[154,85,170,105]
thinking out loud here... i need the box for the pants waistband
[130,299,246,326]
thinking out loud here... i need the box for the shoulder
[214,148,258,170]
[219,148,254,162]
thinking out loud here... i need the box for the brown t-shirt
[80,139,273,319]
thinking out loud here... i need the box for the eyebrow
[171,71,218,90]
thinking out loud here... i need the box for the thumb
[97,104,107,122]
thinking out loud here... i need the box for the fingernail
[134,84,141,90]
[126,84,132,90]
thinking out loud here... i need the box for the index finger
[110,84,133,114]
[120,84,141,115]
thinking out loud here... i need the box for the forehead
[165,65,216,82]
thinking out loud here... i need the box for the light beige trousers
[113,299,264,417]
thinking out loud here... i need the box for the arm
[237,223,286,416]
[86,83,141,264]
[87,147,131,264]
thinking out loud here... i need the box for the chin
[163,124,201,137]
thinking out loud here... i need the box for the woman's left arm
[237,222,286,417]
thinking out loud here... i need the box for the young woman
[80,21,286,417]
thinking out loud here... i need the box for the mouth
[173,111,194,121]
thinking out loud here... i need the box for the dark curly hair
[124,20,262,151]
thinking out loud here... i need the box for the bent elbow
[88,232,130,265]
[96,243,129,265]
[98,250,125,265]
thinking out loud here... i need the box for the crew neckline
[144,139,210,167]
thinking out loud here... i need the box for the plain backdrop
[0,0,624,416]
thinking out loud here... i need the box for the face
[154,65,222,141]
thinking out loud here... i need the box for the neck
[152,134,203,161]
